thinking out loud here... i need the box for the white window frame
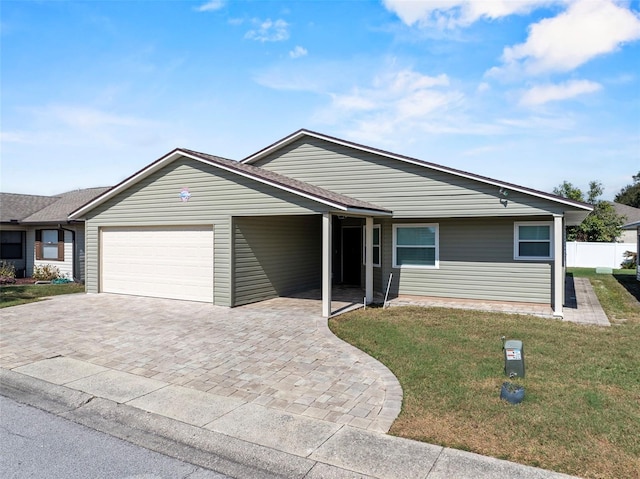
[42,229,61,261]
[392,223,439,269]
[514,222,554,260]
[362,224,381,268]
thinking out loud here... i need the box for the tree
[614,171,640,208]
[553,180,626,242]
[553,181,584,202]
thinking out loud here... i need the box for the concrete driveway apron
[0,294,401,433]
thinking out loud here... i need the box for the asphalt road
[0,395,230,479]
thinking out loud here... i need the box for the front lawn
[330,272,640,479]
[0,283,85,308]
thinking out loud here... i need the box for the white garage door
[101,226,214,303]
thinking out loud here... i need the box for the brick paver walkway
[562,276,610,326]
[383,275,610,326]
[0,294,401,432]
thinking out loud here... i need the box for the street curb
[0,368,371,479]
[1,367,581,479]
[0,368,93,414]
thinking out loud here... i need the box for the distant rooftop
[608,201,640,228]
[0,188,110,223]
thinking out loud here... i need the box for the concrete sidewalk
[1,361,579,479]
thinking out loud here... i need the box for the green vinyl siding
[377,217,552,304]
[233,215,321,306]
[84,157,327,306]
[252,138,567,219]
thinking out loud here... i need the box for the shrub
[0,261,16,284]
[33,264,61,281]
[0,261,16,278]
[621,250,637,270]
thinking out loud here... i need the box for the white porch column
[322,213,332,317]
[553,215,564,317]
[365,216,374,304]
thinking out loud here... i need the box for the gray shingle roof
[180,148,391,213]
[0,193,57,223]
[0,188,110,223]
[609,201,640,227]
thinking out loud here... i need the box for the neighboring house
[70,130,592,317]
[609,202,640,243]
[0,188,109,280]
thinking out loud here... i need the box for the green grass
[0,283,85,308]
[330,271,640,479]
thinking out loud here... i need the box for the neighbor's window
[362,224,381,267]
[0,231,24,260]
[36,229,64,261]
[393,224,439,268]
[514,222,553,260]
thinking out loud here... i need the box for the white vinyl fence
[566,242,636,269]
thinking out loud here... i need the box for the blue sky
[2,0,639,200]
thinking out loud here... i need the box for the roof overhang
[564,209,593,226]
[623,220,640,229]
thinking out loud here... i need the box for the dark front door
[342,227,361,285]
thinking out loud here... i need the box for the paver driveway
[0,294,401,432]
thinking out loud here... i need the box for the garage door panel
[101,227,214,303]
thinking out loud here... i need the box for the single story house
[609,202,640,243]
[0,188,109,281]
[70,130,592,317]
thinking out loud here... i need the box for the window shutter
[35,230,43,260]
[57,230,65,261]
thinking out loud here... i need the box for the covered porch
[321,213,381,317]
[232,211,388,317]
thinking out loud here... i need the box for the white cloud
[499,0,640,75]
[519,79,602,106]
[0,131,30,143]
[381,69,449,91]
[382,0,561,29]
[496,114,574,130]
[43,105,155,129]
[331,89,377,111]
[15,104,163,149]
[330,70,453,119]
[316,68,467,143]
[289,46,308,58]
[245,18,289,42]
[195,1,225,12]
